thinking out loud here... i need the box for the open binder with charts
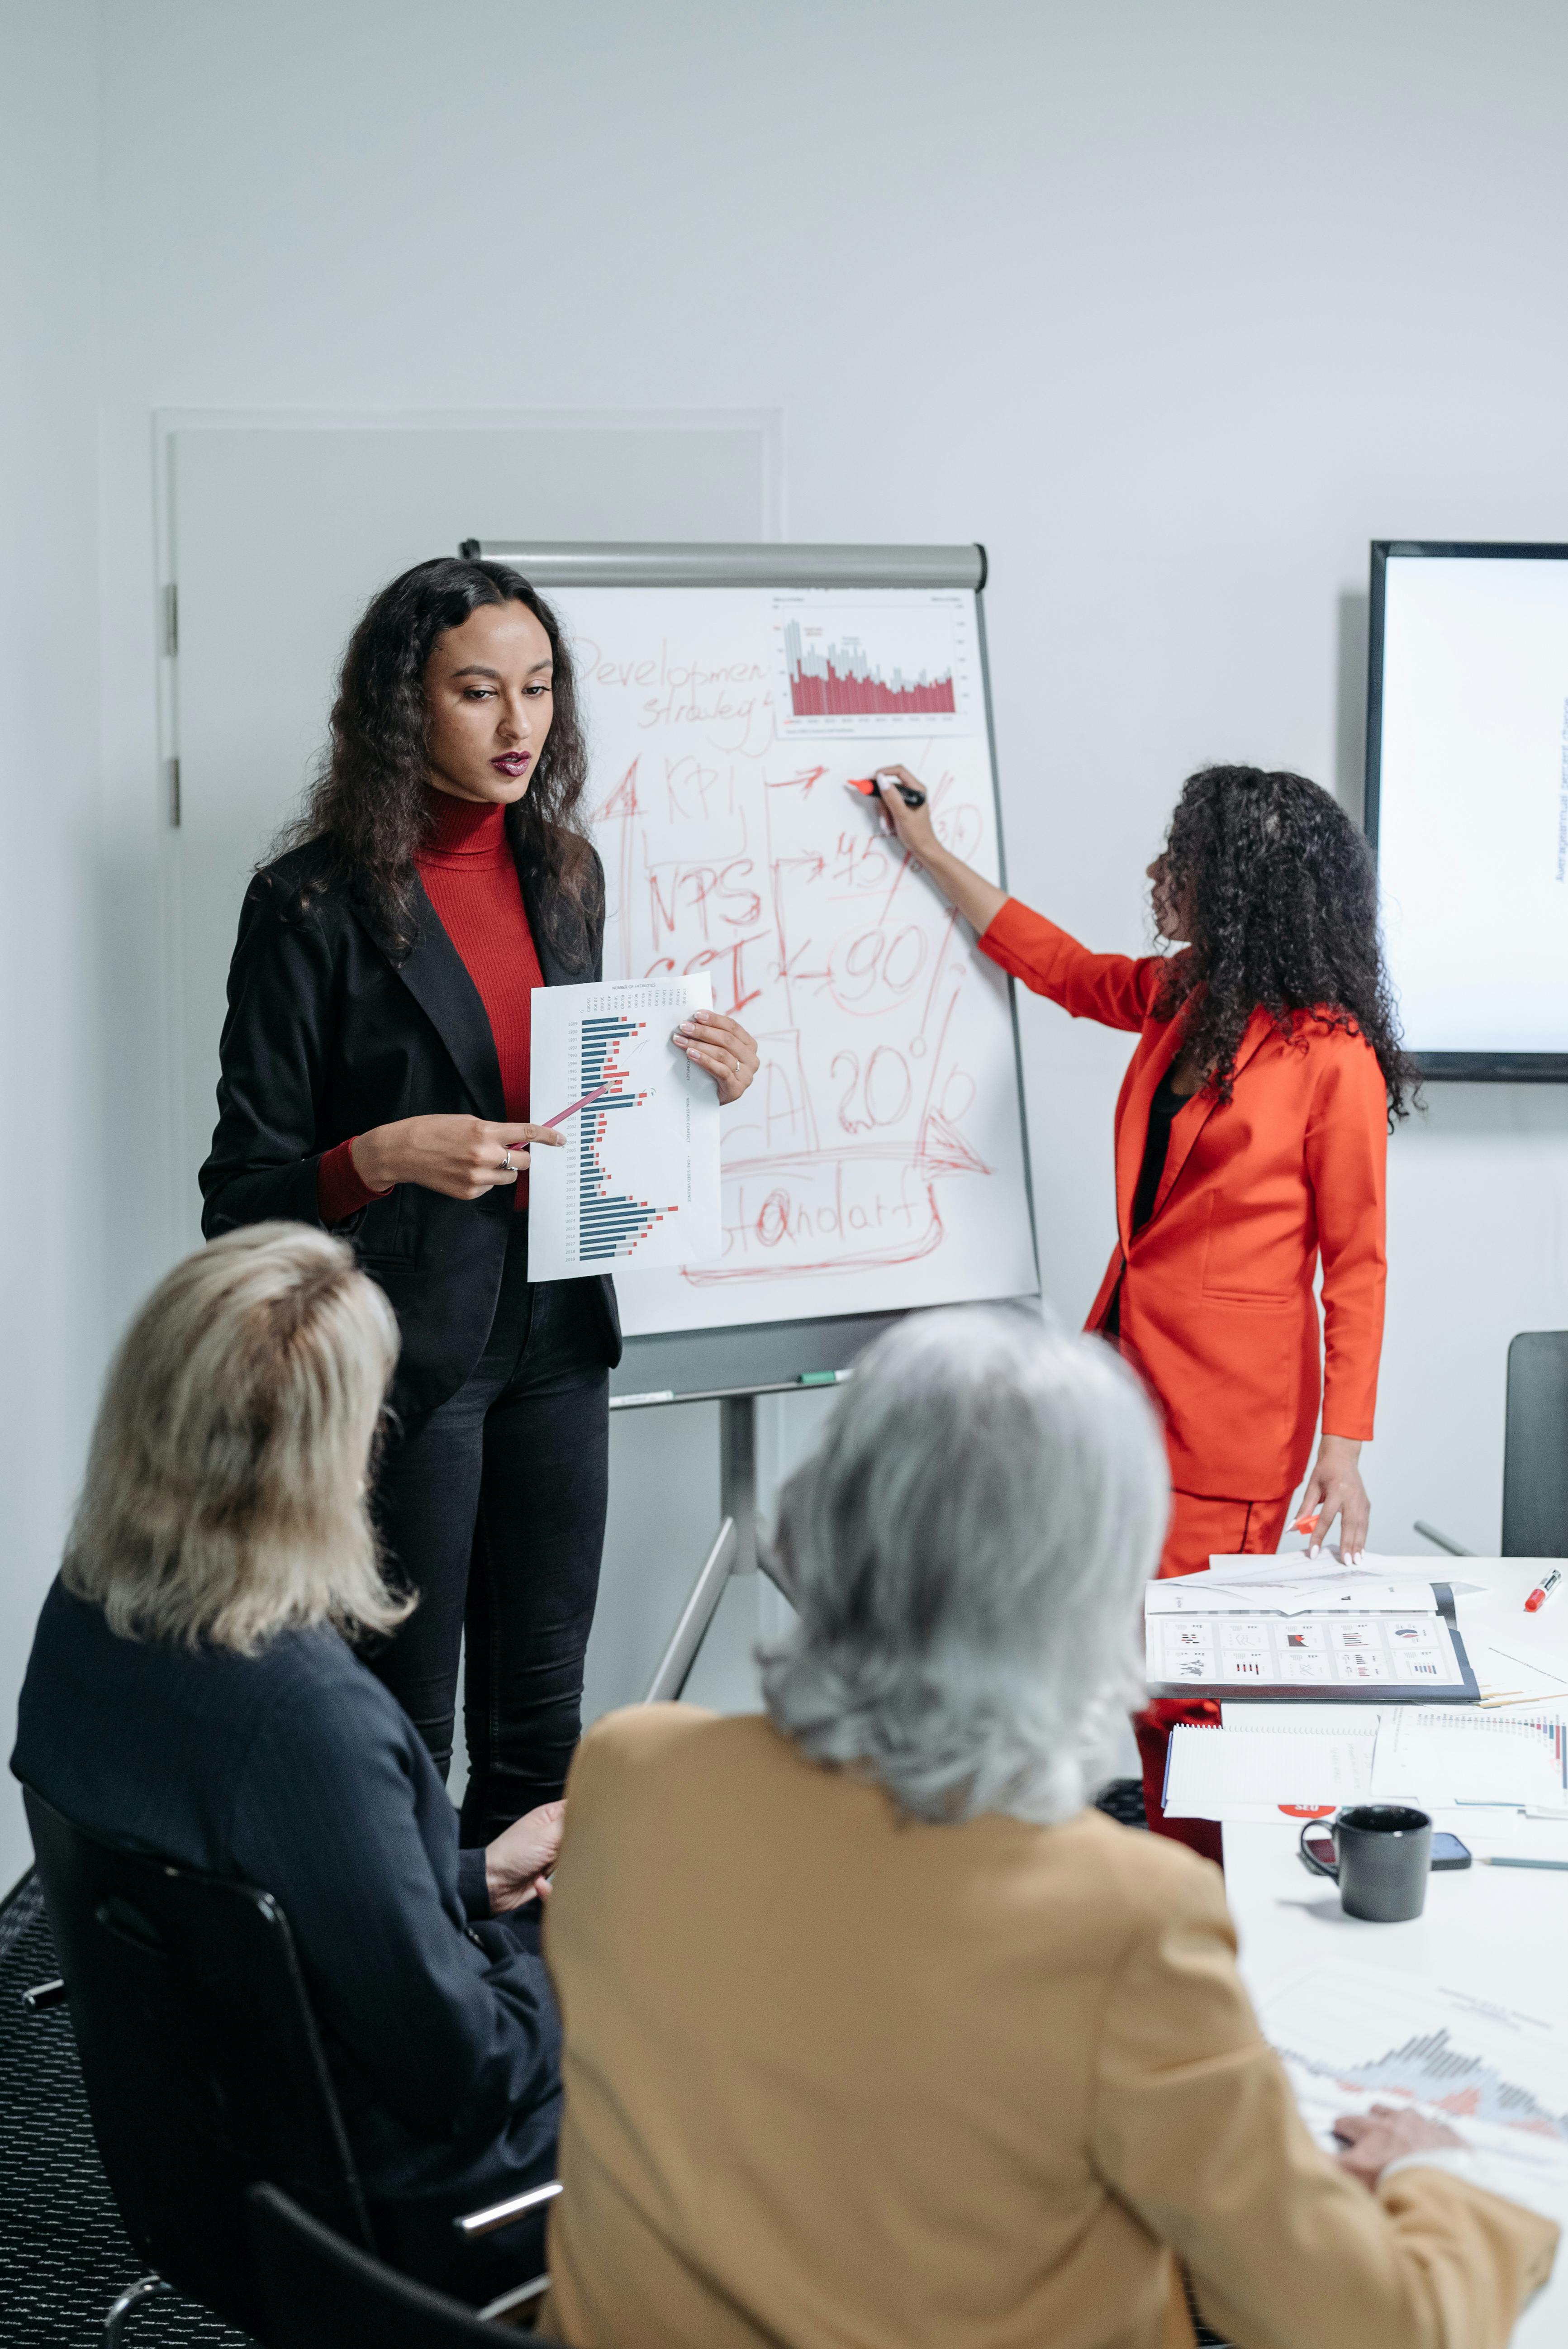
[1145,1572,1480,1704]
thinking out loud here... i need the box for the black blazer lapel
[353,877,507,1123]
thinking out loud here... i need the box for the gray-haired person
[13,1223,567,2299]
[538,1307,1556,2349]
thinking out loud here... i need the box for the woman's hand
[867,765,942,860]
[1295,1433,1369,1563]
[857,768,1008,937]
[675,1010,760,1105]
[1333,2105,1464,2189]
[352,1115,563,1201]
[484,1799,565,1914]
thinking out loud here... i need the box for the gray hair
[761,1307,1168,1825]
[63,1223,411,1654]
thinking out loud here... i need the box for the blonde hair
[63,1222,412,1654]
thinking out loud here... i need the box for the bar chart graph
[527,975,721,1283]
[577,1014,668,1262]
[770,589,979,739]
[782,616,955,719]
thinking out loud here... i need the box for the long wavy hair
[277,557,599,964]
[64,1224,411,1655]
[1152,765,1414,1120]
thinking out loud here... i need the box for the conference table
[1222,1557,1568,2346]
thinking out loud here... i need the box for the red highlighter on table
[1525,1568,1563,1613]
[847,772,927,808]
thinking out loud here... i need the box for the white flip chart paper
[527,975,721,1282]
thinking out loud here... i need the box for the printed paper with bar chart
[769,589,980,739]
[1256,1961,1568,2241]
[527,975,721,1282]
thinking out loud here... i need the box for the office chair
[23,1784,371,2341]
[21,1788,548,2343]
[249,2181,564,2342]
[1415,1331,1568,1559]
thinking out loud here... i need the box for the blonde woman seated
[12,1226,564,2299]
[541,1308,1557,2349]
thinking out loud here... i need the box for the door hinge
[168,757,181,828]
[164,583,178,658]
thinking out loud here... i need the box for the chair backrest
[248,2184,560,2348]
[1502,1332,1568,1556]
[23,1785,370,2339]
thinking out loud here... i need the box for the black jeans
[367,1217,611,1844]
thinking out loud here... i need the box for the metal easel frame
[629,1384,802,1704]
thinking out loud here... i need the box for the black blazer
[12,1578,560,2279]
[200,838,622,1418]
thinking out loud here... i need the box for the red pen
[541,1083,611,1129]
[1525,1568,1563,1613]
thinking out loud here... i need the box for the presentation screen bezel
[1365,537,1568,1083]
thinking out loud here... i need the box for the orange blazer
[979,900,1388,1500]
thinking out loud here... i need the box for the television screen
[1367,542,1568,1077]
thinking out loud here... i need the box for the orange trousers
[1134,1490,1293,1867]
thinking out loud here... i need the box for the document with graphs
[1145,1574,1478,1704]
[527,974,721,1283]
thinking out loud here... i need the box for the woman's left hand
[675,1010,760,1105]
[1295,1434,1369,1563]
[485,1800,565,1913]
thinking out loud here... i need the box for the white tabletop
[1223,1558,1568,2341]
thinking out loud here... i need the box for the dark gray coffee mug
[1299,1804,1432,1921]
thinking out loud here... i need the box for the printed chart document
[1371,1708,1568,1815]
[1145,1575,1478,1702]
[1255,1960,1568,2246]
[527,975,720,1282]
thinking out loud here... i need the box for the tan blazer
[542,1709,1556,2349]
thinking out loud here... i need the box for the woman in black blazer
[201,557,759,1840]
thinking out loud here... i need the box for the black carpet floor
[0,1871,252,2348]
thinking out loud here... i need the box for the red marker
[1525,1569,1563,1614]
[1292,1502,1322,1536]
[847,772,927,808]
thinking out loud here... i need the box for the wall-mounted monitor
[1366,541,1568,1080]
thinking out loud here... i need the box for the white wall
[8,0,1568,1875]
[0,2,108,1884]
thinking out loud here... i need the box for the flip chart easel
[461,539,1039,1692]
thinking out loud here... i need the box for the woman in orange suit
[865,762,1412,1858]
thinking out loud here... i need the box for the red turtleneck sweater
[317,792,545,1225]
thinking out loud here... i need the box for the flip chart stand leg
[642,1393,785,1703]
[721,1393,757,1579]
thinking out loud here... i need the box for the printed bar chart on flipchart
[769,590,980,739]
[527,975,721,1283]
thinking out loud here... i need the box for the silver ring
[501,1148,517,1173]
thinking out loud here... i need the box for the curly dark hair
[277,556,599,965]
[1152,765,1414,1120]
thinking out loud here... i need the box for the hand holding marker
[848,770,927,808]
